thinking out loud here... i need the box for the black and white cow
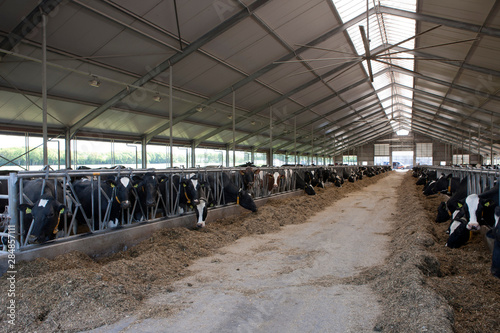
[18,178,65,244]
[445,210,471,248]
[464,185,499,231]
[487,206,500,278]
[133,172,159,221]
[444,176,469,216]
[72,175,134,230]
[159,174,199,215]
[209,172,257,212]
[423,173,460,196]
[416,169,437,186]
[294,171,315,195]
[194,176,212,228]
[446,184,499,247]
[239,167,260,194]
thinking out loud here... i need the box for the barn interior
[1,0,499,169]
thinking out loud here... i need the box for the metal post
[269,106,273,166]
[8,172,19,243]
[141,137,147,169]
[25,133,29,170]
[491,125,494,165]
[169,66,173,168]
[232,90,236,167]
[294,117,297,165]
[42,12,48,166]
[478,127,481,164]
[191,141,196,167]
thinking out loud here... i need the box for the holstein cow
[133,172,159,221]
[416,169,437,186]
[487,206,500,278]
[463,184,499,231]
[445,210,471,248]
[435,176,469,223]
[193,176,212,228]
[239,167,260,194]
[294,171,315,195]
[423,173,460,196]
[72,175,134,230]
[446,184,499,247]
[18,178,65,244]
[159,174,199,215]
[208,172,257,212]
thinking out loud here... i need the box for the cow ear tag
[457,203,462,208]
[183,183,187,187]
[25,208,32,214]
[59,208,65,214]
[485,202,490,207]
[134,184,139,188]
[110,183,115,188]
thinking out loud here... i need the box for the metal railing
[0,165,376,251]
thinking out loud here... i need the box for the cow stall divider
[0,165,374,254]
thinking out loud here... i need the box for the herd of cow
[1,164,389,248]
[413,167,500,278]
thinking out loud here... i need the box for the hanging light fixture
[153,92,162,102]
[88,75,100,88]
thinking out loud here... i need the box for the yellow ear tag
[134,184,139,188]
[110,183,115,188]
[60,208,65,214]
[457,203,462,208]
[183,183,187,187]
[26,208,32,214]
[485,202,490,207]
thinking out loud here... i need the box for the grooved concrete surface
[88,172,403,333]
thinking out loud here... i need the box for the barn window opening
[416,143,432,166]
[453,154,470,165]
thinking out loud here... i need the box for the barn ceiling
[0,0,499,157]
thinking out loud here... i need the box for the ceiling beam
[379,5,500,38]
[389,45,500,78]
[68,0,271,138]
[143,7,378,143]
[193,60,361,146]
[0,0,64,54]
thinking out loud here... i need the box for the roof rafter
[68,0,271,138]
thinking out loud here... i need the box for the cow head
[304,184,316,195]
[445,215,471,248]
[107,176,133,209]
[463,194,486,230]
[183,177,200,206]
[239,167,260,191]
[238,189,257,212]
[133,172,159,207]
[19,194,65,244]
[195,199,208,228]
[435,201,451,223]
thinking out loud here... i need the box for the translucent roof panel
[332,0,374,23]
[332,0,417,133]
